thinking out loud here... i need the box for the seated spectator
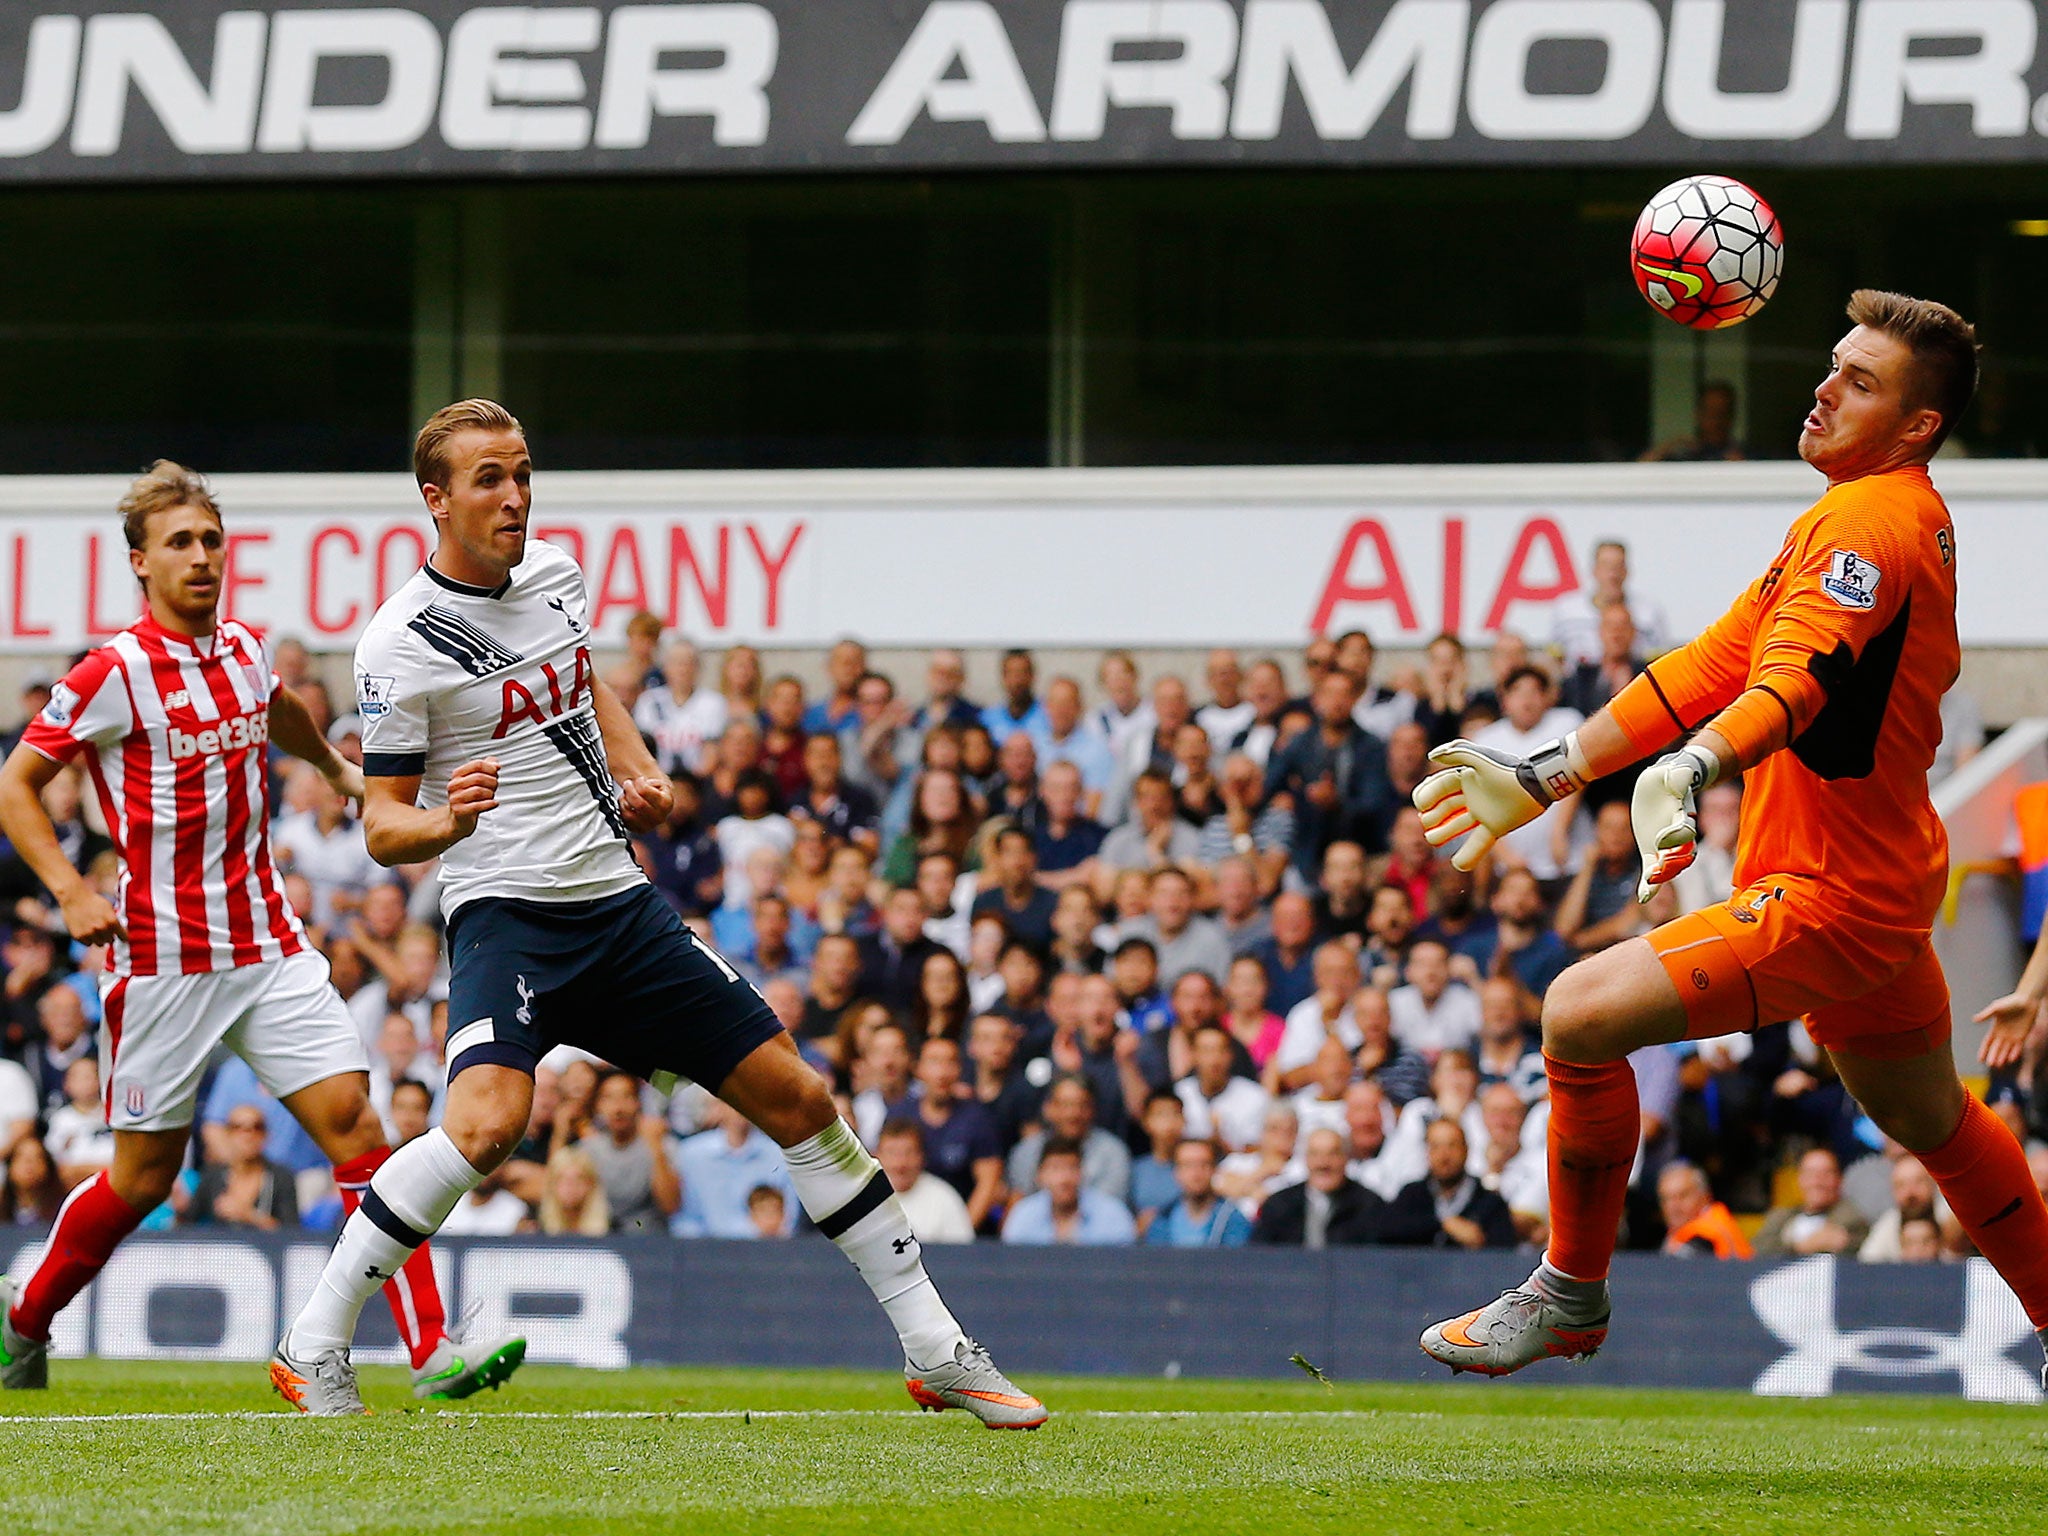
[1292,1037,1356,1143]
[790,731,881,850]
[1369,811,1436,922]
[1355,891,1413,997]
[1130,1091,1187,1229]
[1009,1071,1132,1203]
[967,1009,1039,1149]
[1381,1119,1517,1249]
[1032,761,1107,886]
[1560,601,1647,722]
[347,920,444,1048]
[859,887,946,1012]
[851,1021,915,1147]
[1378,1049,1486,1193]
[500,1063,562,1206]
[1175,1024,1271,1153]
[1170,720,1223,828]
[714,770,796,910]
[440,1166,530,1236]
[1344,1079,1403,1198]
[1639,382,1744,464]
[1092,650,1154,764]
[1123,865,1231,985]
[27,984,93,1117]
[1354,988,1432,1107]
[1047,884,1107,975]
[1040,677,1116,811]
[801,934,865,1054]
[971,827,1059,953]
[1047,976,1131,1137]
[388,1080,435,1147]
[1898,1215,1944,1264]
[1384,721,1431,812]
[45,1057,113,1180]
[578,1070,681,1234]
[1217,1103,1303,1217]
[1658,1161,1753,1258]
[636,636,728,776]
[1096,771,1203,888]
[1414,634,1492,747]
[1472,1084,1548,1243]
[1106,676,1194,828]
[1556,801,1673,952]
[200,1056,328,1179]
[758,673,809,803]
[912,648,980,736]
[1312,841,1371,945]
[1754,1148,1871,1258]
[272,766,380,926]
[191,1108,298,1230]
[1271,941,1362,1091]
[1484,867,1574,1010]
[638,771,724,918]
[876,1118,975,1245]
[1196,649,1254,756]
[1002,1137,1136,1246]
[1388,940,1481,1062]
[1247,891,1319,1016]
[1196,758,1293,894]
[1212,856,1274,957]
[1860,1155,1953,1262]
[671,1099,798,1238]
[815,845,879,943]
[1413,866,1498,973]
[1252,1128,1382,1247]
[1265,668,1395,878]
[1474,978,1545,1102]
[539,1145,613,1236]
[1136,971,1252,1101]
[881,768,979,888]
[369,1009,444,1142]
[913,948,973,1046]
[2,1137,63,1226]
[982,648,1051,754]
[1146,1138,1254,1247]
[905,1035,1006,1231]
[915,849,973,960]
[1227,658,1288,768]
[993,940,1055,1056]
[1109,936,1173,1036]
[1222,955,1286,1070]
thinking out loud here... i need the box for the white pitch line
[0,1408,1417,1427]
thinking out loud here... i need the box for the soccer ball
[1630,175,1784,331]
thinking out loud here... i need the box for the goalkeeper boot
[905,1338,1047,1429]
[0,1276,48,1390]
[1421,1269,1610,1378]
[270,1332,368,1416]
[412,1326,528,1401]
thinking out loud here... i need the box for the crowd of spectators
[0,540,2020,1264]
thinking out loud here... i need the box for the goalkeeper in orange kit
[1412,291,2048,1380]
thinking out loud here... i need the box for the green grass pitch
[1,1361,2042,1535]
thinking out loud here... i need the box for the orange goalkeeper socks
[1542,1054,1641,1284]
[1918,1094,2048,1329]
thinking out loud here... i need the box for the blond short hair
[412,398,524,489]
[119,460,221,552]
[1845,290,1980,451]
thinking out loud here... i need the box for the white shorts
[101,949,370,1133]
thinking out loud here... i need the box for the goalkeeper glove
[1630,744,1720,903]
[1412,735,1592,873]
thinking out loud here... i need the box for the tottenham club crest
[356,672,396,721]
[1820,549,1880,611]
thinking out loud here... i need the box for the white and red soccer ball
[1631,174,1784,331]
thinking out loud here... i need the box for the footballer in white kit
[279,400,1044,1428]
[0,461,521,1404]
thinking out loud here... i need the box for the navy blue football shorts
[442,884,781,1091]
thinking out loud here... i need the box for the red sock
[10,1173,144,1342]
[1542,1054,1640,1283]
[335,1147,448,1370]
[1918,1095,2048,1330]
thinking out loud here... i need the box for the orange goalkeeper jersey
[1612,465,1958,931]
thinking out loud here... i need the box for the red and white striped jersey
[19,613,305,978]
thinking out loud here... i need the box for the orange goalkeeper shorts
[1647,875,1951,1061]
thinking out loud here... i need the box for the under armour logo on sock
[892,1236,917,1255]
[364,1266,391,1282]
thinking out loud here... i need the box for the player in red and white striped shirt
[0,462,522,1403]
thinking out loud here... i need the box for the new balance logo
[163,689,190,709]
[1751,1256,2039,1403]
[168,708,269,761]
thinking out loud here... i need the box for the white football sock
[291,1129,481,1354]
[785,1119,965,1371]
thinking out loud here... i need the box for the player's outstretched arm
[269,682,365,802]
[591,676,670,834]
[361,762,498,868]
[0,745,124,943]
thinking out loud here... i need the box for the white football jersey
[353,538,643,918]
